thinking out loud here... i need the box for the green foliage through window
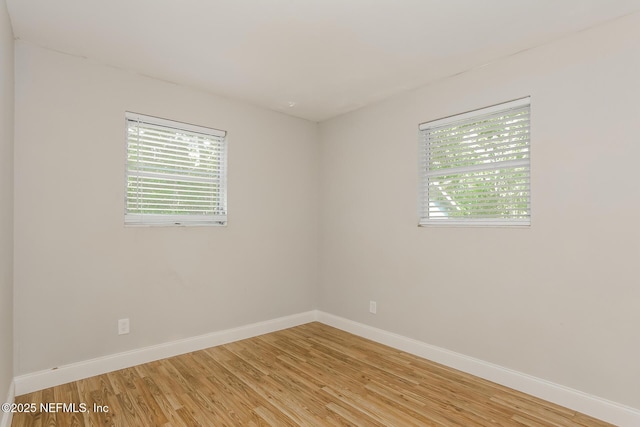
[419,98,530,225]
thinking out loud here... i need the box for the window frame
[125,112,228,227]
[418,97,531,227]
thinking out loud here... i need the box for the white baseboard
[317,311,640,427]
[14,310,317,396]
[0,380,14,427]
[12,310,640,426]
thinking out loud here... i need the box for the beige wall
[319,13,640,408]
[9,6,640,413]
[0,0,14,402]
[13,41,319,375]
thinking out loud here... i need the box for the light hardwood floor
[12,322,613,426]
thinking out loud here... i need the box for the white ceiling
[6,0,640,121]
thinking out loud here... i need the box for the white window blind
[419,97,530,226]
[125,113,227,226]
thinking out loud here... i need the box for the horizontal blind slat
[128,161,221,175]
[425,160,529,177]
[128,145,223,161]
[426,133,530,154]
[424,116,529,140]
[127,136,224,155]
[426,119,529,145]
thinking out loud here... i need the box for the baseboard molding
[12,310,640,426]
[14,310,318,396]
[317,311,640,427]
[0,380,15,427]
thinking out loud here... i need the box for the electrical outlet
[369,301,377,314]
[118,318,130,335]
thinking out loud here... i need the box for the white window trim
[126,112,226,138]
[419,98,530,130]
[125,112,228,227]
[418,97,531,227]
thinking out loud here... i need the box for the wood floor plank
[12,323,616,427]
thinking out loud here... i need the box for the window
[125,113,227,226]
[419,97,530,226]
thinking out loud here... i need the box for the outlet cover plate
[118,318,130,335]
